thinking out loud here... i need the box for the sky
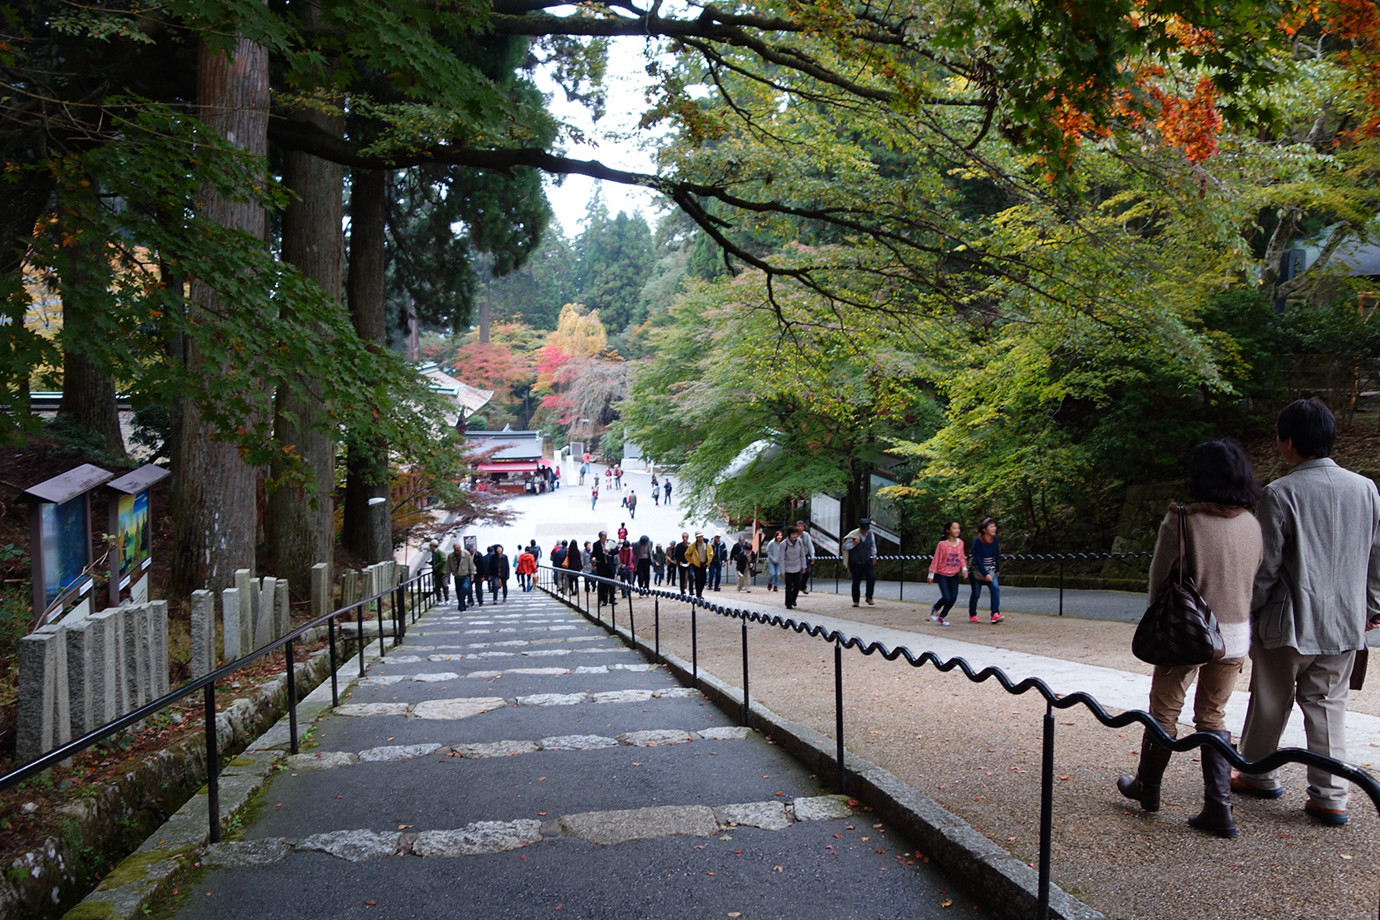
[537,41,669,236]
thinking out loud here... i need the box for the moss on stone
[62,899,121,920]
[95,850,174,889]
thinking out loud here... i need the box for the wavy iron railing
[536,564,1380,920]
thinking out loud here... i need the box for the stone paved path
[164,589,992,920]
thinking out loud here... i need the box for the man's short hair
[1277,397,1336,459]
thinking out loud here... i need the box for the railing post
[204,683,220,844]
[1058,557,1065,616]
[834,636,845,794]
[1039,700,1054,920]
[395,582,406,642]
[654,597,661,662]
[285,637,298,755]
[691,602,699,685]
[899,556,905,601]
[627,589,635,642]
[740,611,750,726]
[376,595,386,656]
[357,604,366,677]
[328,615,339,708]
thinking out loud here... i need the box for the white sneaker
[929,615,942,624]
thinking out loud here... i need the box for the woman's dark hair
[976,516,996,531]
[942,519,960,535]
[1276,397,1336,459]
[1187,438,1260,507]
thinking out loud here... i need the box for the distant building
[464,427,549,495]
[419,363,493,428]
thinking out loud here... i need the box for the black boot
[1117,732,1172,812]
[1188,730,1237,839]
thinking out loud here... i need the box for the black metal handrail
[0,566,439,845]
[534,564,1380,920]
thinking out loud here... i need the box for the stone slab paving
[152,591,1000,920]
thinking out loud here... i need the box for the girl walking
[927,520,968,625]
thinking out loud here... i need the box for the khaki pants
[1239,644,1354,808]
[1147,657,1244,736]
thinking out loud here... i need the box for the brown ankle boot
[1188,730,1237,839]
[1117,732,1173,812]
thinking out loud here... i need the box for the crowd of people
[428,539,543,611]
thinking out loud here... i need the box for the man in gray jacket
[1235,398,1380,825]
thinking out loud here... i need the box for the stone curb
[53,633,392,920]
[554,590,1106,920]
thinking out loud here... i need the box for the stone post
[64,609,94,737]
[254,577,276,648]
[16,623,71,763]
[221,587,241,660]
[149,600,169,698]
[234,568,253,653]
[189,590,215,678]
[311,562,330,620]
[275,579,291,639]
[122,604,148,710]
[88,608,120,726]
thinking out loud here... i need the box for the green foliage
[623,271,942,523]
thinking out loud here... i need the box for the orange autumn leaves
[1048,0,1380,167]
[1049,74,1220,168]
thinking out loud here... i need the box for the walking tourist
[1234,398,1380,827]
[780,527,808,609]
[516,545,537,591]
[927,521,967,625]
[731,536,752,592]
[685,532,713,598]
[429,540,449,603]
[470,545,488,607]
[672,531,691,594]
[652,542,666,586]
[794,521,815,594]
[968,518,1003,624]
[1116,439,1262,839]
[765,530,783,592]
[450,541,475,612]
[842,517,878,607]
[563,538,583,595]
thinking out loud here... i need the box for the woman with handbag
[1117,438,1262,839]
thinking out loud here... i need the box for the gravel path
[593,584,1380,920]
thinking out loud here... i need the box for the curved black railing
[534,564,1380,920]
[0,567,441,844]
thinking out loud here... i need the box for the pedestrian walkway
[163,589,993,920]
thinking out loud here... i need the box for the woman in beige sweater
[1117,438,1263,839]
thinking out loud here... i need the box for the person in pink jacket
[927,520,968,626]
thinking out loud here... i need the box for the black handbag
[1132,505,1227,667]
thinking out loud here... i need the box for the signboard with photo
[39,496,90,608]
[117,489,151,578]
